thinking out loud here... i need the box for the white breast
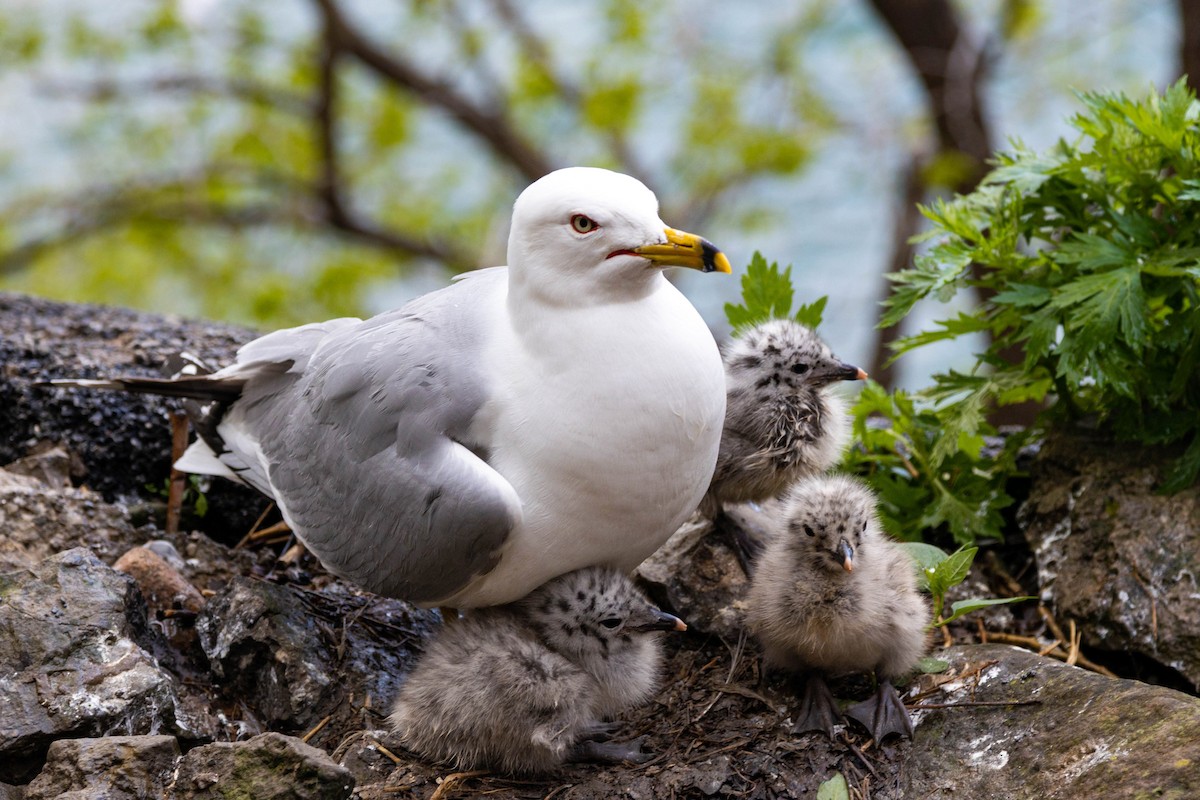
[446,281,725,607]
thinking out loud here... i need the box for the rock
[0,475,146,572]
[114,546,206,615]
[636,512,754,640]
[171,732,354,800]
[196,577,435,737]
[24,735,180,800]
[905,643,1200,798]
[330,730,407,788]
[1021,430,1200,688]
[0,549,190,782]
[3,445,78,488]
[196,577,335,731]
[0,291,266,539]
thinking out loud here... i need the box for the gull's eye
[803,524,816,538]
[790,363,809,374]
[599,617,622,630]
[570,214,599,234]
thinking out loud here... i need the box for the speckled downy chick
[390,567,686,774]
[700,320,865,566]
[747,475,929,740]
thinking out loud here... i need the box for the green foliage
[0,2,833,329]
[897,543,1035,629]
[887,80,1200,491]
[724,252,827,333]
[841,382,1023,545]
[816,774,850,800]
[146,475,210,518]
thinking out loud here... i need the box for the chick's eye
[599,617,622,630]
[570,214,599,234]
[803,524,816,538]
[790,363,809,374]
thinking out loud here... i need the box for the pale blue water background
[0,0,1179,388]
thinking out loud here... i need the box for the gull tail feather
[38,375,245,403]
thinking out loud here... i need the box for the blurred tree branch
[314,0,556,182]
[1179,0,1200,92]
[864,0,994,388]
[1,1,824,325]
[42,75,313,115]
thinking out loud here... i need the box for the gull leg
[578,720,622,741]
[794,674,842,737]
[570,735,651,764]
[845,677,914,741]
[712,509,764,576]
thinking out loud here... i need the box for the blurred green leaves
[0,0,832,328]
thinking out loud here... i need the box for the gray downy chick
[390,566,685,774]
[746,474,929,741]
[701,320,866,568]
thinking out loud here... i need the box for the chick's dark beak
[631,608,688,633]
[832,362,868,382]
[838,538,855,572]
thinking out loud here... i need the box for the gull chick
[390,567,686,774]
[746,474,928,740]
[700,320,865,566]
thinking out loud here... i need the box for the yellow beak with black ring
[633,228,732,274]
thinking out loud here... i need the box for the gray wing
[231,268,521,603]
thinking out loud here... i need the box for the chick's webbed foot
[571,735,651,764]
[794,675,842,737]
[845,679,914,741]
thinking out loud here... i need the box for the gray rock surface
[1021,430,1200,688]
[905,644,1200,798]
[24,736,180,800]
[197,576,435,736]
[172,732,354,800]
[0,291,264,536]
[0,469,147,572]
[0,549,188,782]
[636,507,765,640]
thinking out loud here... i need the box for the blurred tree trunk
[864,0,993,389]
[1180,0,1200,91]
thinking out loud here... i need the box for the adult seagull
[48,167,731,607]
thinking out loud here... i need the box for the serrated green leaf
[725,252,795,332]
[793,295,827,329]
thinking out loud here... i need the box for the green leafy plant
[898,542,1035,630]
[885,79,1200,491]
[724,251,828,333]
[841,382,1022,545]
[145,474,209,518]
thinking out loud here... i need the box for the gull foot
[794,674,842,737]
[845,679,914,741]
